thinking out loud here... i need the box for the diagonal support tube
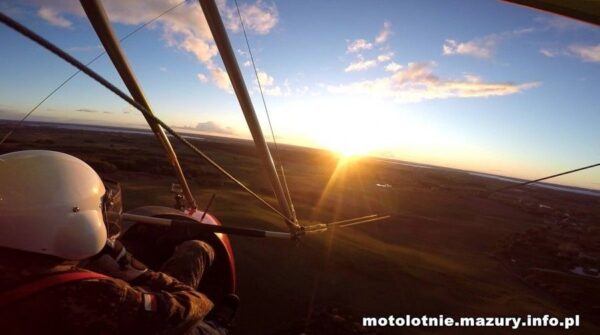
[80,0,197,211]
[122,213,293,239]
[198,0,299,231]
[0,10,292,222]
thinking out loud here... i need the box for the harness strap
[0,271,109,307]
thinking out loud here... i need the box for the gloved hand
[86,239,148,282]
[206,294,240,329]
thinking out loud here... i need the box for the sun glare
[296,98,390,158]
[308,118,385,158]
[321,135,374,158]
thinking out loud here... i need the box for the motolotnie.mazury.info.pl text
[362,314,580,330]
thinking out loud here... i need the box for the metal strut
[0,10,292,223]
[122,213,293,239]
[80,0,198,211]
[232,0,297,223]
[198,0,300,233]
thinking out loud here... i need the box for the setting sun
[308,115,383,158]
[284,97,393,158]
[318,133,374,157]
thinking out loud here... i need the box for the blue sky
[0,0,599,189]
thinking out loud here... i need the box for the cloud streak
[343,53,393,73]
[76,108,112,114]
[443,37,497,59]
[376,52,393,62]
[38,7,72,28]
[194,121,235,135]
[347,21,392,53]
[197,73,208,82]
[384,62,402,72]
[223,1,278,35]
[329,62,540,102]
[76,108,99,113]
[343,20,395,72]
[346,39,373,53]
[540,44,600,63]
[253,69,287,96]
[344,59,377,72]
[375,21,392,44]
[569,44,600,63]
[443,28,534,59]
[539,48,559,58]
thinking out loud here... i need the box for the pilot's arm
[81,241,214,333]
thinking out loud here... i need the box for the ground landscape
[1,122,599,334]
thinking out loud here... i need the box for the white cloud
[197,73,208,82]
[443,38,496,59]
[343,21,393,72]
[263,86,282,96]
[223,0,278,35]
[346,39,373,53]
[29,0,278,92]
[569,44,600,63]
[329,62,540,102]
[375,21,392,44]
[344,59,377,72]
[346,20,391,54]
[38,7,72,28]
[253,69,285,96]
[442,28,534,59]
[539,44,600,63]
[385,62,402,72]
[209,66,232,91]
[344,52,394,73]
[256,70,275,86]
[534,16,586,32]
[539,48,559,58]
[377,52,393,62]
[179,36,218,63]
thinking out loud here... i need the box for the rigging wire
[488,162,600,195]
[232,0,296,217]
[0,0,187,146]
[0,11,295,224]
[199,193,216,223]
[303,215,391,233]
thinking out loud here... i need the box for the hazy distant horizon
[2,117,598,194]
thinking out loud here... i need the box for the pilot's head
[0,150,120,260]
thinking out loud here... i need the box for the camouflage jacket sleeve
[0,270,214,335]
[122,270,214,333]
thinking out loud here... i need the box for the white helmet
[0,150,107,260]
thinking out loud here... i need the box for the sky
[0,0,599,189]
